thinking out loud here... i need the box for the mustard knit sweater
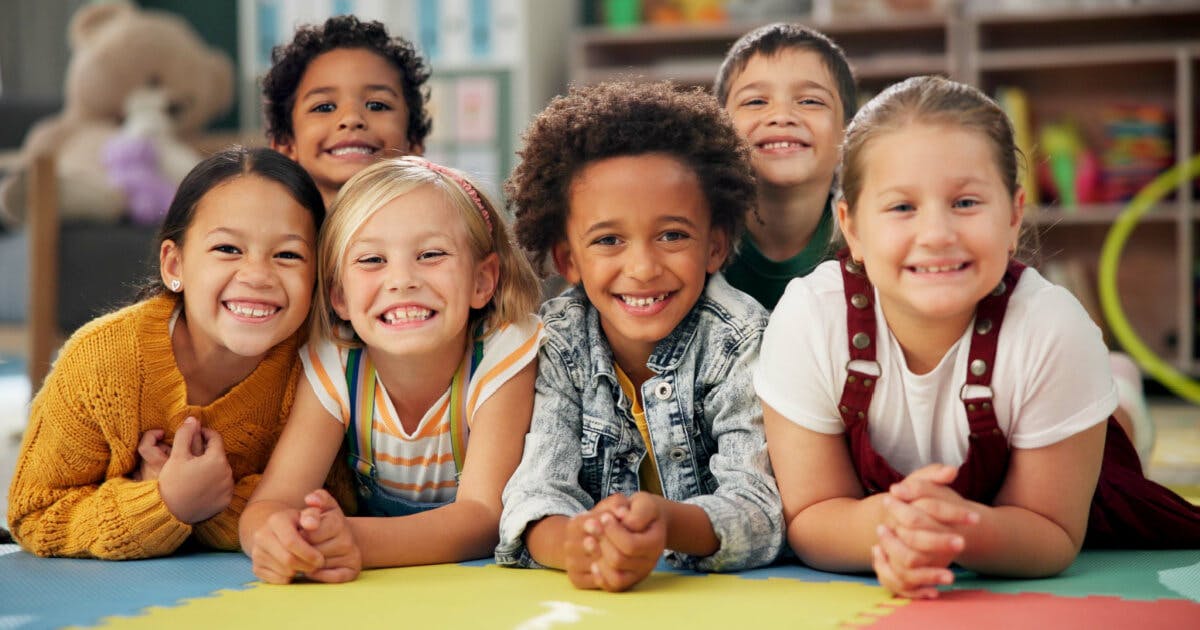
[7,293,301,559]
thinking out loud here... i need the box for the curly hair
[262,15,431,149]
[506,81,756,275]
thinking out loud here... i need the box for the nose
[915,205,957,248]
[337,105,366,130]
[385,259,420,291]
[236,256,276,289]
[624,242,663,283]
[766,101,799,127]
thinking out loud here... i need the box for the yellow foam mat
[96,563,903,629]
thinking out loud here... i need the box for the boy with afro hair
[263,15,431,206]
[496,81,783,592]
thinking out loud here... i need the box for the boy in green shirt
[716,23,857,309]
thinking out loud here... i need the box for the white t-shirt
[302,315,543,503]
[755,260,1117,475]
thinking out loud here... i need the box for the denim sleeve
[496,343,594,568]
[674,331,784,572]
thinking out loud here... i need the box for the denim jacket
[496,273,783,572]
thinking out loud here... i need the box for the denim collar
[577,283,705,386]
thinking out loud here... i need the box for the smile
[381,306,433,324]
[619,293,669,307]
[328,146,376,157]
[224,301,280,319]
[910,262,968,273]
[758,140,807,150]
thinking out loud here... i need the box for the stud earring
[170,279,181,292]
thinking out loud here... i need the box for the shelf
[574,13,948,45]
[1031,203,1186,227]
[978,42,1199,71]
[968,3,1200,25]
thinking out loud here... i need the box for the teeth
[620,294,668,307]
[225,302,278,318]
[382,306,432,323]
[330,146,374,156]
[760,141,802,150]
[912,263,966,273]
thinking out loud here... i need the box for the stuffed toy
[0,0,233,229]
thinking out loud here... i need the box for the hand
[296,489,361,583]
[873,464,979,598]
[157,417,234,524]
[248,507,324,585]
[131,429,171,482]
[589,491,667,592]
[562,494,630,590]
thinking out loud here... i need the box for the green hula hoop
[1097,154,1200,404]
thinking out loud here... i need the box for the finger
[873,543,950,599]
[187,417,205,456]
[137,431,169,464]
[892,523,965,557]
[882,495,945,533]
[298,506,324,533]
[170,418,199,461]
[905,463,958,485]
[597,514,652,561]
[617,493,659,532]
[199,427,226,457]
[592,493,631,515]
[264,517,324,574]
[590,558,637,592]
[252,560,296,585]
[305,566,359,583]
[876,524,930,571]
[304,489,339,512]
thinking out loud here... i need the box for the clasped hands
[563,491,668,592]
[247,489,361,584]
[872,463,981,599]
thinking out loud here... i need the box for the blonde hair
[313,157,541,348]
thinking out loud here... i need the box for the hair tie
[407,157,492,231]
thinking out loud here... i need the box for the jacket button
[654,382,673,400]
[668,447,687,462]
[626,453,639,466]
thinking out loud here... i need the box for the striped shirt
[301,315,543,503]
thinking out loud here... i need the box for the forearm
[788,495,887,572]
[9,477,190,559]
[350,499,502,568]
[194,474,261,551]
[955,503,1080,577]
[523,515,571,570]
[662,498,719,557]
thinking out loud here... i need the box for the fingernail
[876,524,888,537]
[184,417,197,425]
[583,537,596,553]
[966,511,980,524]
[951,536,964,550]
[599,513,613,525]
[584,519,599,535]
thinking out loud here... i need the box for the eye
[417,249,447,261]
[213,244,241,255]
[660,230,690,243]
[310,102,334,113]
[740,97,767,107]
[355,254,384,265]
[798,97,826,107]
[591,235,621,247]
[953,198,980,209]
[366,100,392,112]
[888,202,915,213]
[275,250,305,261]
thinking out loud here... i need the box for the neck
[320,186,338,211]
[882,304,973,376]
[173,317,263,406]
[606,336,656,388]
[370,335,467,427]
[748,180,830,261]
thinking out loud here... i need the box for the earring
[169,279,181,292]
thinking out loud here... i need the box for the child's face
[332,185,498,362]
[554,154,727,368]
[274,48,416,204]
[725,49,843,192]
[160,175,317,362]
[838,123,1023,338]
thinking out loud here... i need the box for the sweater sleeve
[8,368,192,559]
[191,473,260,551]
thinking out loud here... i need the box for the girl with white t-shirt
[240,157,543,584]
[756,76,1199,600]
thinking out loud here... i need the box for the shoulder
[771,260,846,327]
[1004,267,1098,338]
[478,313,544,361]
[697,273,769,345]
[55,297,168,368]
[536,286,595,352]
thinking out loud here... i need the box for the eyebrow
[299,84,400,101]
[732,79,836,100]
[207,227,312,246]
[580,215,701,237]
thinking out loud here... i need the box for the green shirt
[724,200,835,310]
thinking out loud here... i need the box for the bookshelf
[569,1,1200,374]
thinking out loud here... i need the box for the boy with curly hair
[496,81,784,591]
[263,15,431,207]
[715,23,857,309]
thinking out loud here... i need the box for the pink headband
[407,157,492,232]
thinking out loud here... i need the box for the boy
[497,81,783,592]
[715,23,857,309]
[262,15,432,207]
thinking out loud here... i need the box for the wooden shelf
[1030,203,1188,226]
[978,42,1199,71]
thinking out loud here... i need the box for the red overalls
[835,250,1200,548]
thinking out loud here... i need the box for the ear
[271,136,298,161]
[551,240,581,285]
[159,239,182,290]
[330,283,350,321]
[705,227,730,274]
[471,252,500,310]
[1010,187,1026,235]
[836,199,862,261]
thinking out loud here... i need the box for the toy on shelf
[1101,103,1173,203]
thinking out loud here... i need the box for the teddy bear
[0,0,233,229]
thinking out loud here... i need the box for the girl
[240,157,542,584]
[756,76,1200,599]
[8,146,325,559]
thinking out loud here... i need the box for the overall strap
[344,347,378,479]
[835,252,882,437]
[447,327,486,477]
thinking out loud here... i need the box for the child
[263,15,431,207]
[239,157,543,584]
[7,146,325,559]
[715,23,857,310]
[497,81,783,592]
[756,76,1200,599]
